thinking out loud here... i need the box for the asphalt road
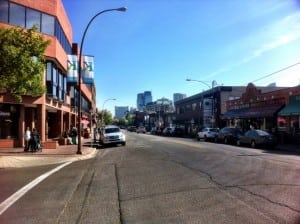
[0,131,299,223]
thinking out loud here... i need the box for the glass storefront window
[0,104,19,139]
[26,8,41,31]
[0,0,8,23]
[9,3,25,27]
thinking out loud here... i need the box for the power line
[250,62,300,84]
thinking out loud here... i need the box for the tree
[0,26,50,101]
[100,109,114,125]
[118,117,128,126]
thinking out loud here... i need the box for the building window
[2,1,71,54]
[46,61,67,102]
[9,3,25,27]
[58,71,63,101]
[0,0,8,23]
[41,13,54,35]
[52,65,58,99]
[26,8,41,31]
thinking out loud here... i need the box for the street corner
[71,147,99,162]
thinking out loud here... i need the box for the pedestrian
[30,128,39,152]
[24,127,31,152]
[66,129,73,144]
[71,126,78,145]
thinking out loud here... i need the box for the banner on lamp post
[67,55,78,83]
[82,55,94,84]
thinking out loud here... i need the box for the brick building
[0,0,96,148]
[174,86,247,135]
[223,83,300,143]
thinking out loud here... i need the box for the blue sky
[62,0,300,115]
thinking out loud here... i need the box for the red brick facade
[0,0,96,148]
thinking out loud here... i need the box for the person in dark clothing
[71,126,78,145]
[29,128,41,152]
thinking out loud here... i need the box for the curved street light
[101,98,116,126]
[77,7,127,154]
[186,78,211,89]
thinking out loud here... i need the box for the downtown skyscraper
[137,91,152,111]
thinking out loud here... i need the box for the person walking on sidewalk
[24,127,31,152]
[71,126,78,145]
[29,128,40,152]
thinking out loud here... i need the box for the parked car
[152,127,163,135]
[197,127,219,141]
[137,126,146,134]
[162,127,174,136]
[216,127,244,144]
[127,126,137,132]
[170,127,185,137]
[99,125,126,146]
[236,129,277,149]
[150,127,158,134]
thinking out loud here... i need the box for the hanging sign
[67,55,78,83]
[82,55,94,84]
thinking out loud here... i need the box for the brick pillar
[37,104,46,142]
[58,110,63,137]
[19,105,25,147]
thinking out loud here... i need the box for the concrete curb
[0,148,98,168]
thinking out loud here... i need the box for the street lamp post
[76,7,126,155]
[101,98,116,126]
[186,78,217,128]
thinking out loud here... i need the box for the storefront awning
[278,105,300,116]
[278,96,300,116]
[222,105,284,119]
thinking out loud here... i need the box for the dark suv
[216,127,244,144]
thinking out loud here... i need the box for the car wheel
[236,139,241,146]
[122,142,126,146]
[204,135,207,141]
[251,140,256,148]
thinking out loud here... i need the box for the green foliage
[118,117,128,126]
[99,110,114,125]
[0,26,50,101]
[126,113,134,126]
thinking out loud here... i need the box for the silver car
[197,127,219,141]
[99,125,126,146]
[237,129,277,149]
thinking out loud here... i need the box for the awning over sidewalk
[223,105,284,119]
[278,96,300,116]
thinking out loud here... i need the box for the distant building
[144,91,153,105]
[115,106,129,119]
[144,98,175,128]
[173,93,187,107]
[175,83,288,135]
[136,91,153,111]
[145,97,174,113]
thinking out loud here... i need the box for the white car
[197,127,219,141]
[99,125,126,146]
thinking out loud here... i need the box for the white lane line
[0,161,72,215]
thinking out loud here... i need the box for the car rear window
[105,128,120,134]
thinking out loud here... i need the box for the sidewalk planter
[43,141,58,149]
[0,139,17,148]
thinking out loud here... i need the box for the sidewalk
[0,139,98,168]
